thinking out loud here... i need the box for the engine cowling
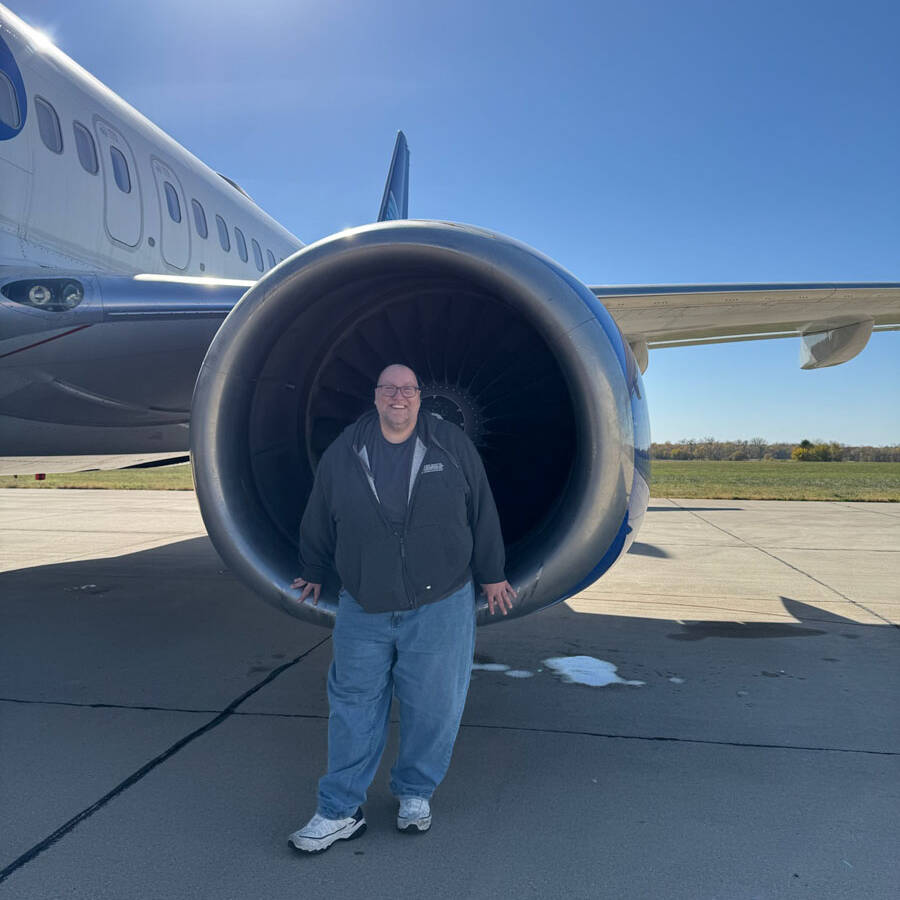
[191,221,650,627]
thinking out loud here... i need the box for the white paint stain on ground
[543,656,645,687]
[472,663,534,678]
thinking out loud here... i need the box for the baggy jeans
[317,581,476,819]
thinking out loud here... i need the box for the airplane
[1,3,898,628]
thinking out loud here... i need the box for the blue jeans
[317,581,476,819]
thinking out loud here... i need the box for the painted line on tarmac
[0,635,332,888]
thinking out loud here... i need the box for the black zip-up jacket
[298,409,506,613]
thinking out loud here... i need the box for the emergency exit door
[151,156,190,270]
[94,117,141,247]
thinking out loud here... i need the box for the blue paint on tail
[377,131,409,221]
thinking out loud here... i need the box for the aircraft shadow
[1,536,890,710]
[1,534,896,876]
[627,541,671,558]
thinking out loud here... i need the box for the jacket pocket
[356,535,404,609]
[440,524,471,578]
[405,523,472,593]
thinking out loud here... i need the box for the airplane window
[110,146,131,193]
[164,181,182,223]
[0,72,20,128]
[251,238,264,272]
[234,226,248,263]
[72,121,98,174]
[266,249,276,269]
[192,199,208,238]
[216,215,230,251]
[35,96,63,153]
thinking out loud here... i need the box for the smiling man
[289,363,515,853]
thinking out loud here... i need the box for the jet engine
[191,221,650,627]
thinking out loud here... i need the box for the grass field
[648,460,900,501]
[0,463,195,491]
[1,460,898,501]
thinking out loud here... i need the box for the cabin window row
[209,214,279,272]
[35,95,133,195]
[32,94,285,272]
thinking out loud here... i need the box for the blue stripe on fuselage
[0,33,27,141]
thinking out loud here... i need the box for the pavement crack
[12,702,893,759]
[211,709,899,756]
[0,697,223,715]
[458,722,899,756]
[0,635,331,888]
[834,502,900,521]
[670,501,897,629]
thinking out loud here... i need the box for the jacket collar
[350,408,436,454]
[350,409,432,503]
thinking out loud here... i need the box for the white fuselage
[0,5,302,278]
[0,5,308,456]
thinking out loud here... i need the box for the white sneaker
[397,797,432,833]
[288,808,366,853]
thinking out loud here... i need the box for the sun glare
[25,25,57,55]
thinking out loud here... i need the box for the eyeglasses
[376,384,421,398]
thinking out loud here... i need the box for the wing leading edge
[594,282,900,371]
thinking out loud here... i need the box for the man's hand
[481,581,517,616]
[291,577,321,605]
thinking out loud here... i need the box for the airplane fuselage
[0,5,302,453]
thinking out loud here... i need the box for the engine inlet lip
[191,220,636,628]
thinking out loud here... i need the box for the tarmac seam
[569,599,887,625]
[670,501,898,629]
[0,634,332,888]
[456,722,899,756]
[5,698,893,759]
[0,697,224,715]
[833,502,900,520]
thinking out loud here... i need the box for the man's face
[374,365,421,436]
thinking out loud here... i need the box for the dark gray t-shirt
[367,428,416,526]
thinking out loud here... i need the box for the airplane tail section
[377,131,409,221]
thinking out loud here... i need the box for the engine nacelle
[191,221,650,626]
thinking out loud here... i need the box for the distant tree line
[650,438,900,462]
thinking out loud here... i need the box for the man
[288,363,516,853]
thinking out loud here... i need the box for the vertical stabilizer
[377,131,409,221]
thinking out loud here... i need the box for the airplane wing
[594,282,900,371]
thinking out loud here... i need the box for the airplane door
[94,118,142,247]
[151,156,190,270]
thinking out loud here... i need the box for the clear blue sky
[16,0,900,444]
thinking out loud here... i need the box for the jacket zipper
[354,450,387,522]
[354,442,418,610]
[400,445,427,610]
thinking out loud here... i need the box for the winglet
[377,131,409,221]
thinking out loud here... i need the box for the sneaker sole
[289,819,367,853]
[397,817,432,834]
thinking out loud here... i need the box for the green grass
[0,463,195,491]
[2,460,898,501]
[648,460,900,501]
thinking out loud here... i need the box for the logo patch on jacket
[423,462,444,474]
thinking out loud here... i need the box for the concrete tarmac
[1,490,898,899]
